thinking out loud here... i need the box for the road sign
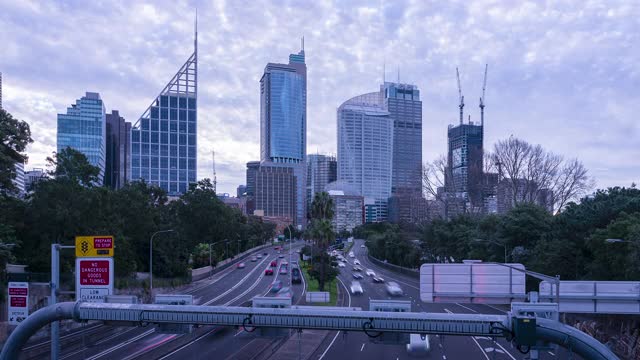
[75,236,114,257]
[539,280,640,314]
[420,263,526,304]
[8,282,29,325]
[75,258,114,303]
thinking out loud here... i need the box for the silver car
[386,281,403,296]
[350,281,364,295]
[365,269,375,277]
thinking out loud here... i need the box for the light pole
[149,230,174,297]
[605,238,631,244]
[473,238,508,263]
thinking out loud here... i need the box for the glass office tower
[130,41,197,196]
[57,92,106,183]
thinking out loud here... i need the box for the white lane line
[482,303,508,313]
[444,308,453,314]
[548,351,556,356]
[492,339,517,360]
[360,343,365,351]
[455,303,479,313]
[318,277,351,360]
[85,329,155,360]
[202,255,270,305]
[470,337,491,360]
[157,328,220,360]
[483,347,505,354]
[442,355,447,360]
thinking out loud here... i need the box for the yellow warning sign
[75,236,114,257]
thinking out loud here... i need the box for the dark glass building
[446,122,484,210]
[105,110,131,189]
[306,154,337,207]
[130,39,197,196]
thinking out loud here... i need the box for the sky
[1,0,638,195]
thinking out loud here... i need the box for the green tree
[47,147,100,186]
[0,109,33,192]
[307,192,336,291]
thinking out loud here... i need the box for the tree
[306,192,336,291]
[47,147,100,186]
[0,109,33,192]
[490,137,594,214]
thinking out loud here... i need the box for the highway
[21,239,580,359]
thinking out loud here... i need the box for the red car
[270,260,278,267]
[265,268,274,275]
[237,262,246,269]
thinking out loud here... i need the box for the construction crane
[212,150,217,194]
[456,67,464,125]
[479,64,488,126]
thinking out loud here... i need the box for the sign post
[8,282,29,325]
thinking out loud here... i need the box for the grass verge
[300,264,337,306]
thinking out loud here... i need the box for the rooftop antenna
[397,66,400,84]
[456,67,464,125]
[194,8,198,55]
[212,150,217,193]
[301,36,304,52]
[480,64,488,126]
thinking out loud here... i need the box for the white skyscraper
[337,92,393,223]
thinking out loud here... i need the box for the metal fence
[367,254,419,279]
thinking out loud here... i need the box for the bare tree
[422,155,450,201]
[489,137,593,214]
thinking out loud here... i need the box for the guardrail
[191,243,271,281]
[367,253,419,279]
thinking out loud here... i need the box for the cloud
[0,0,638,194]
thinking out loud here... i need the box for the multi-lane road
[22,239,577,359]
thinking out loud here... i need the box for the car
[276,287,293,300]
[251,256,257,262]
[353,260,360,265]
[352,266,362,272]
[237,262,246,269]
[350,281,364,295]
[278,254,285,258]
[361,244,366,248]
[349,252,355,258]
[291,268,302,284]
[263,252,268,256]
[270,260,278,267]
[270,280,283,293]
[386,281,403,296]
[279,266,288,275]
[365,269,376,277]
[257,254,262,259]
[406,334,430,355]
[372,276,385,283]
[352,273,363,279]
[338,262,346,268]
[265,268,274,275]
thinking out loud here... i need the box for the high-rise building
[445,122,484,212]
[253,163,297,222]
[57,92,106,183]
[130,31,197,196]
[325,181,364,233]
[337,92,393,223]
[259,44,307,226]
[24,168,46,192]
[382,82,422,194]
[237,184,247,198]
[306,154,337,207]
[105,110,131,189]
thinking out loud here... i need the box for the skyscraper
[306,154,337,206]
[337,92,393,223]
[105,110,131,189]
[446,122,484,212]
[57,92,106,183]
[130,30,197,196]
[258,44,307,226]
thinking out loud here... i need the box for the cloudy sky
[1,0,638,195]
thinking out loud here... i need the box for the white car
[386,281,403,296]
[361,244,365,248]
[350,281,364,295]
[406,334,430,355]
[365,269,375,277]
[353,260,360,266]
[349,252,355,258]
[338,262,346,268]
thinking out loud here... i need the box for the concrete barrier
[191,244,271,282]
[367,254,419,279]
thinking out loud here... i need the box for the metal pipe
[1,302,77,360]
[535,317,619,360]
[50,244,59,359]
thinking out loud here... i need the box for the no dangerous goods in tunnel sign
[76,258,114,303]
[75,235,114,257]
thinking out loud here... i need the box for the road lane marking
[360,343,365,351]
[202,255,270,305]
[84,329,155,360]
[318,277,351,360]
[444,308,453,314]
[470,337,491,360]
[548,351,556,356]
[492,339,517,360]
[157,327,221,360]
[442,356,447,360]
[455,303,479,313]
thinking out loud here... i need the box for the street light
[473,238,508,263]
[605,238,630,244]
[149,230,175,297]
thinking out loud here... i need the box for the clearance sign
[75,235,115,303]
